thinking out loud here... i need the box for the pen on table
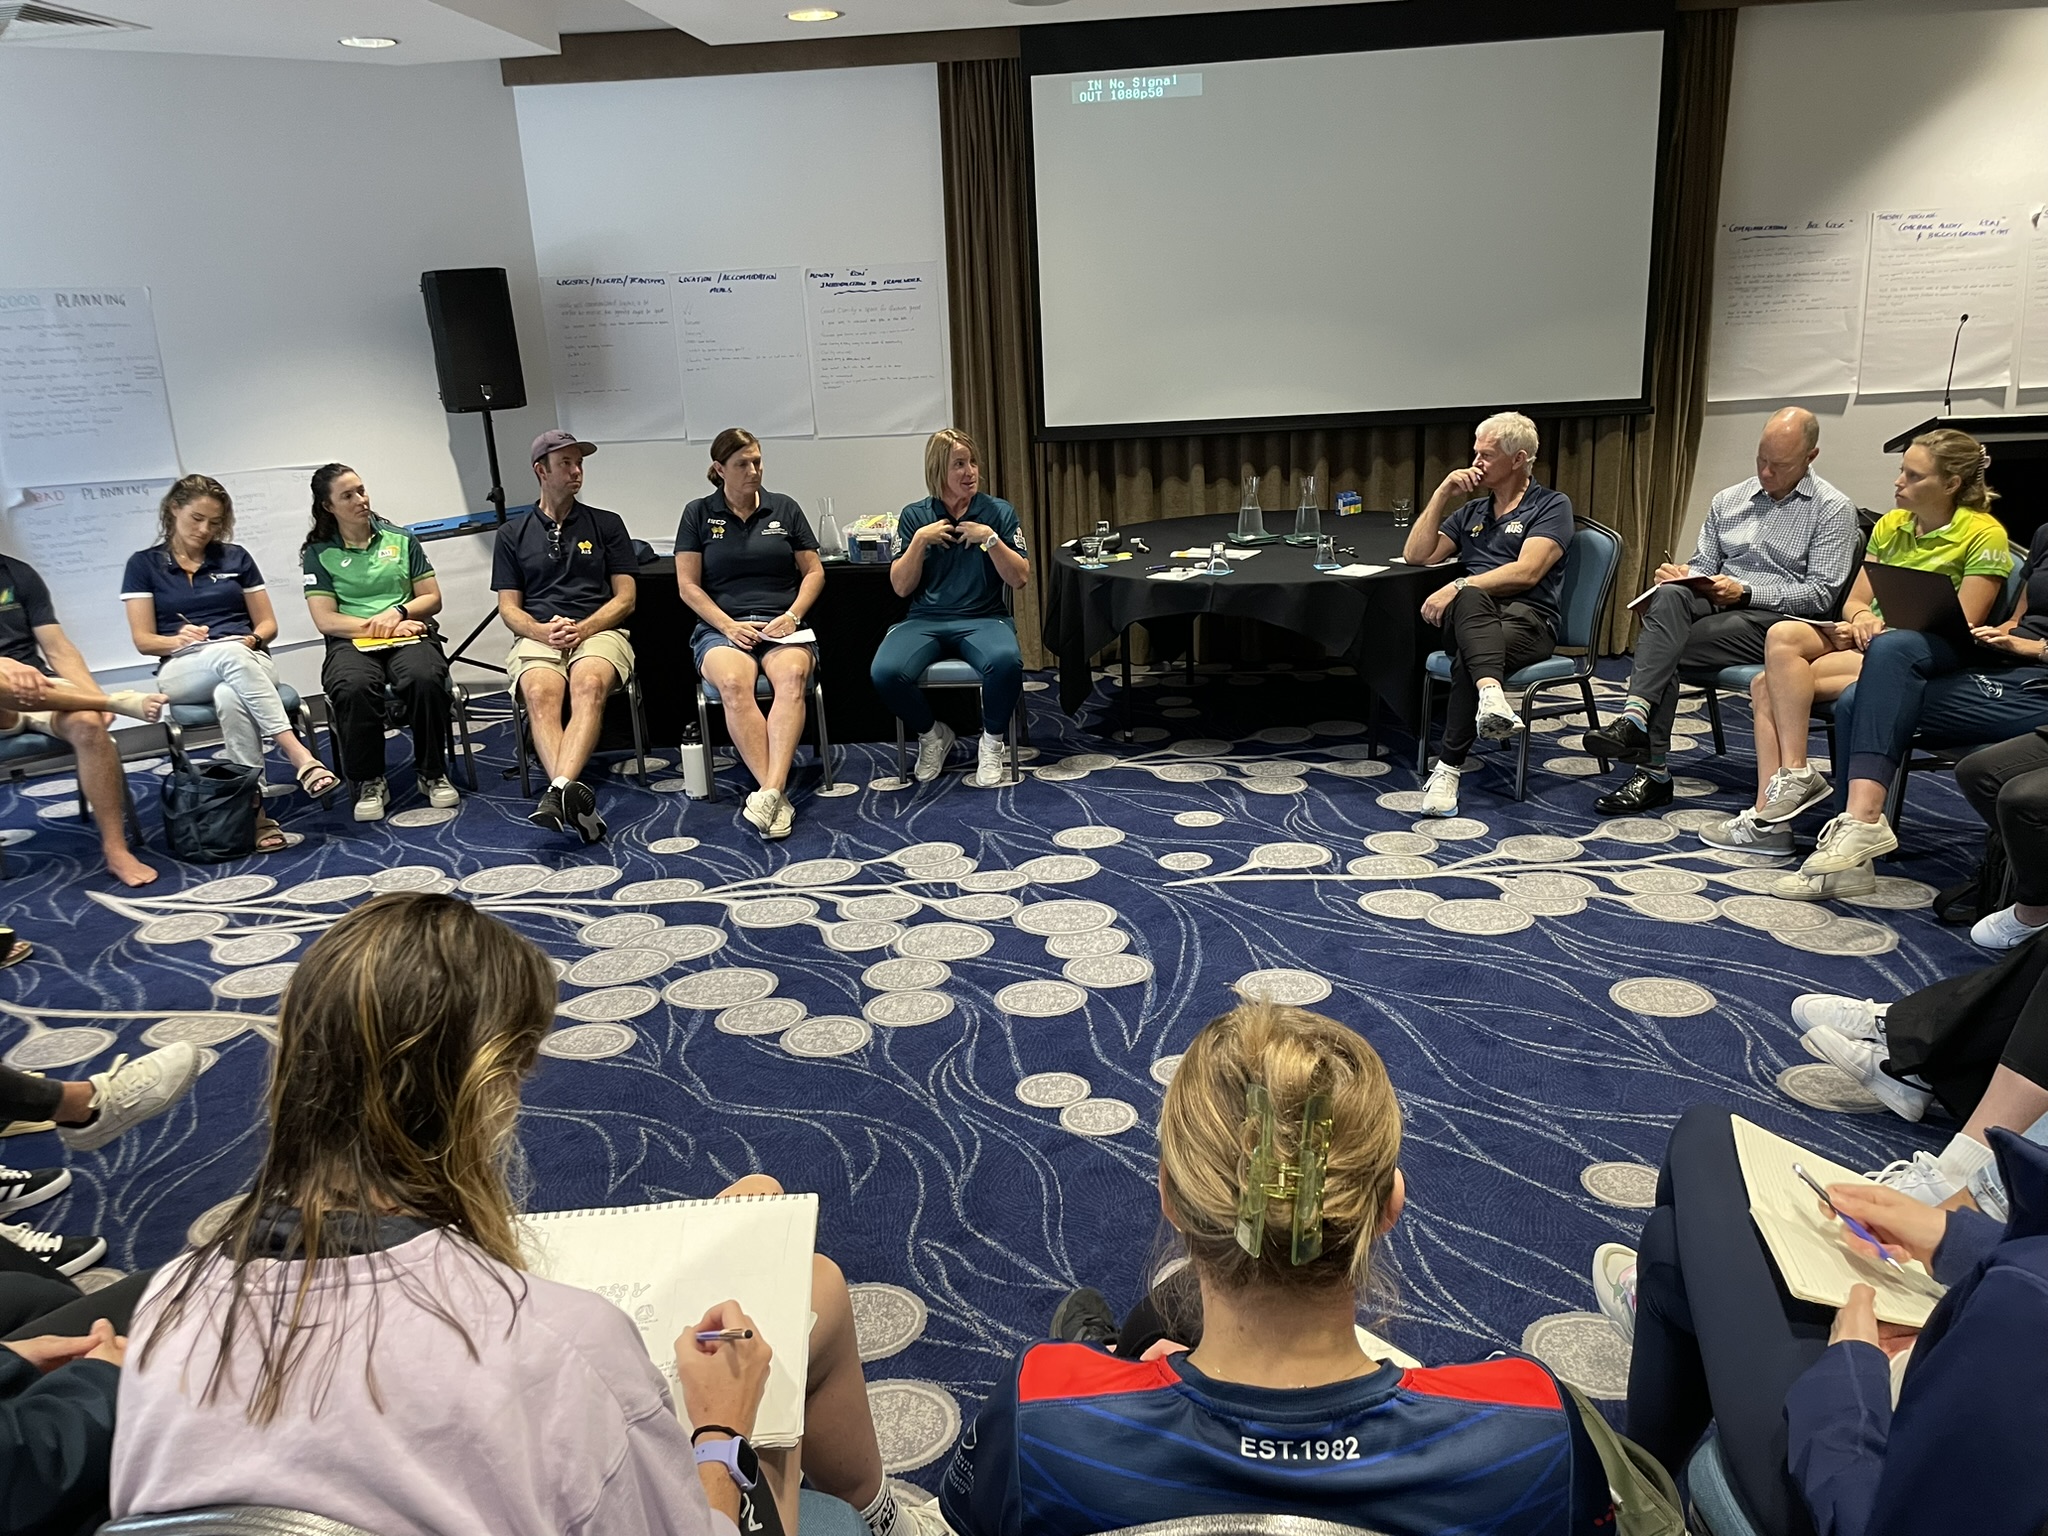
[695,1327,755,1343]
[1792,1163,1910,1274]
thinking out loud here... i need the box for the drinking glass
[1313,534,1339,571]
[1391,497,1414,531]
[1077,533,1105,568]
[1208,540,1232,576]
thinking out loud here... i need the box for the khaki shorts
[506,629,636,690]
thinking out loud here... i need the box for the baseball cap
[531,429,597,465]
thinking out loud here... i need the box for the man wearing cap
[491,430,638,842]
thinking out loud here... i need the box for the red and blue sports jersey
[939,1343,1613,1536]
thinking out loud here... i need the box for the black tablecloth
[1038,512,1458,728]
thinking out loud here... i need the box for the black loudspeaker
[420,268,526,414]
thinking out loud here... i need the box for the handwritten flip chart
[0,288,180,496]
[539,274,687,444]
[674,269,814,441]
[1708,218,1865,400]
[802,264,948,438]
[2,479,170,669]
[2020,206,2048,391]
[1858,211,2021,395]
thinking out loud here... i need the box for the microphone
[1943,313,1970,415]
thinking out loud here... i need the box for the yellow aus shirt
[1863,507,2011,620]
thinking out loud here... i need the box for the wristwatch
[394,603,410,622]
[1451,577,1469,592]
[980,533,999,552]
[692,1426,759,1491]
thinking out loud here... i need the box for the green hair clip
[1234,1083,1335,1266]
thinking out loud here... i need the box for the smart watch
[692,1426,759,1491]
[394,603,410,622]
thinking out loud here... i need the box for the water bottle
[1235,472,1268,544]
[818,496,843,557]
[1290,474,1321,545]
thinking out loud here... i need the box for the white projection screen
[1029,29,1666,432]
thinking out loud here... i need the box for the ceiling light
[338,35,398,47]
[785,8,841,21]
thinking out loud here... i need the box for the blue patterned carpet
[0,663,1989,1480]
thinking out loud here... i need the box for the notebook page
[1730,1116,1941,1327]
[520,1193,818,1446]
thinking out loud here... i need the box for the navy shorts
[690,616,819,675]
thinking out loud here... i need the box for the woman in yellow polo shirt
[1702,429,2010,883]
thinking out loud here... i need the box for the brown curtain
[939,12,1736,664]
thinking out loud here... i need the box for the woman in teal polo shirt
[871,429,1030,788]
[300,464,456,823]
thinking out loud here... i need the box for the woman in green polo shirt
[1703,429,2010,881]
[300,464,457,823]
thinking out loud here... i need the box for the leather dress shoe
[1596,769,1674,816]
[1582,717,1653,763]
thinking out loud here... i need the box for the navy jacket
[1786,1129,2048,1536]
[0,1348,119,1534]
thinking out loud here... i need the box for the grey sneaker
[59,1042,201,1152]
[1805,1029,1931,1122]
[1698,808,1794,856]
[1475,687,1521,740]
[1755,765,1831,824]
[913,722,956,783]
[742,788,779,838]
[353,777,389,822]
[421,775,460,809]
[1419,760,1462,817]
[1772,861,1878,901]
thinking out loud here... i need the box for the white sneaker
[1419,760,1462,817]
[768,791,795,840]
[1866,1151,1960,1207]
[1698,807,1794,856]
[1799,813,1898,875]
[1475,685,1521,740]
[913,722,957,783]
[1771,861,1878,902]
[1755,765,1832,824]
[1791,994,1888,1043]
[975,733,1008,788]
[421,775,460,809]
[1592,1242,1638,1344]
[58,1043,201,1152]
[889,1490,957,1536]
[1969,1163,2012,1224]
[1973,904,2048,951]
[742,788,779,838]
[353,777,389,822]
[1806,1030,1931,1122]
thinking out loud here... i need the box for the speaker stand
[447,399,512,676]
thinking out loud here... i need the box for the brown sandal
[254,817,289,854]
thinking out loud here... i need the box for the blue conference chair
[163,684,322,778]
[0,725,145,878]
[695,666,835,801]
[1415,517,1623,801]
[888,587,1027,787]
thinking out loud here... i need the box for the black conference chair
[509,670,651,794]
[695,668,835,800]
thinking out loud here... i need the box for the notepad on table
[521,1192,819,1446]
[761,628,817,646]
[1148,568,1201,582]
[1730,1115,1943,1327]
[1330,564,1388,578]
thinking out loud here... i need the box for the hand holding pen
[1794,1163,1949,1273]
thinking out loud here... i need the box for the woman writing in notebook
[674,428,826,842]
[941,998,1613,1536]
[1701,430,2010,893]
[121,475,339,852]
[300,463,460,824]
[112,893,942,1536]
[1600,1104,2048,1536]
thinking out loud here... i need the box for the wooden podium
[1884,415,2048,547]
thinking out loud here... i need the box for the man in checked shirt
[1585,407,1859,814]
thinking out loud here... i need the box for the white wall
[510,66,948,534]
[0,48,556,693]
[1688,0,2048,549]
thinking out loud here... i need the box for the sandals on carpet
[295,761,339,799]
[254,817,289,854]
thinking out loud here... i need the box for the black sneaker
[528,785,567,833]
[0,1165,68,1217]
[1595,770,1674,816]
[564,781,607,845]
[1049,1286,1119,1347]
[0,1223,106,1276]
[1583,717,1653,764]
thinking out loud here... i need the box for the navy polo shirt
[490,500,638,622]
[0,556,57,670]
[675,488,818,618]
[1442,481,1574,625]
[893,494,1027,620]
[119,542,265,639]
[2015,524,2048,643]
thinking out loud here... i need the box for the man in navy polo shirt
[491,430,639,843]
[1402,411,1574,818]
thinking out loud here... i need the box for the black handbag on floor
[161,761,262,863]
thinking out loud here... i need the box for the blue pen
[695,1327,754,1343]
[1793,1163,1909,1274]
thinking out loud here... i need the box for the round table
[1038,510,1458,730]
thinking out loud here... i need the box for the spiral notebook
[520,1192,819,1446]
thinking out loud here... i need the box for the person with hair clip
[110,893,946,1536]
[299,464,458,823]
[1702,431,2012,898]
[871,429,1029,789]
[941,999,1613,1536]
[123,475,340,853]
[675,429,825,840]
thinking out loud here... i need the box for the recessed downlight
[785,8,841,20]
[338,35,398,48]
